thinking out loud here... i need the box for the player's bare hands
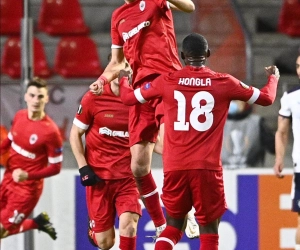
[273,161,284,178]
[12,168,28,182]
[264,65,280,79]
[118,69,132,84]
[89,79,104,95]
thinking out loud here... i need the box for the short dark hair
[26,77,48,90]
[182,33,208,57]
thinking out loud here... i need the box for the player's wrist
[97,75,109,85]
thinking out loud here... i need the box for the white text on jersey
[122,21,150,42]
[178,78,212,87]
[99,127,129,138]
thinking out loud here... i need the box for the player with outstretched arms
[116,33,280,249]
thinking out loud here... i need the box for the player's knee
[95,236,115,250]
[119,222,137,237]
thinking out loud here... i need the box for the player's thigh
[191,169,227,226]
[115,177,142,219]
[161,171,192,219]
[128,102,159,147]
[86,182,116,233]
[1,190,38,233]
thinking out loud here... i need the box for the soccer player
[89,0,195,236]
[69,72,141,249]
[116,33,280,249]
[273,54,300,250]
[0,77,63,240]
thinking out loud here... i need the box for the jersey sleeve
[111,11,124,48]
[120,75,163,105]
[73,92,94,130]
[28,125,63,180]
[228,75,278,106]
[278,92,291,118]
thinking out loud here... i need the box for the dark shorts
[86,177,142,233]
[292,172,300,212]
[161,169,227,226]
[129,74,161,146]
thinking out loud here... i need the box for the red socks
[19,219,38,233]
[154,225,183,250]
[200,234,219,250]
[119,235,136,250]
[135,172,166,227]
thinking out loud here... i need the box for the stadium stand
[1,36,52,79]
[54,36,103,78]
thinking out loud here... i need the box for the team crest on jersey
[239,81,250,89]
[77,105,82,115]
[29,134,38,144]
[140,0,145,11]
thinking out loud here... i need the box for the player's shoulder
[287,85,300,94]
[15,109,27,117]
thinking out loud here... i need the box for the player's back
[160,66,253,172]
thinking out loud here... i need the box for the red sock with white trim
[154,225,183,250]
[119,235,136,250]
[135,172,166,227]
[200,234,219,250]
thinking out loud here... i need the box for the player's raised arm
[253,65,280,106]
[118,70,161,105]
[90,48,126,95]
[168,0,195,12]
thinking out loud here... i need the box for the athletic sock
[119,235,136,250]
[154,225,183,250]
[135,172,166,227]
[19,219,38,233]
[200,234,219,250]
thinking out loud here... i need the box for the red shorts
[86,177,142,233]
[0,176,41,234]
[161,169,227,226]
[129,74,161,146]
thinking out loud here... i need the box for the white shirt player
[279,86,300,172]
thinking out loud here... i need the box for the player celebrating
[70,64,141,249]
[89,0,195,237]
[116,33,280,249]
[0,77,63,240]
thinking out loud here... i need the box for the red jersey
[120,66,278,172]
[111,0,182,85]
[73,84,131,180]
[6,109,63,192]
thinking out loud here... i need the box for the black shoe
[33,212,57,240]
[88,218,98,247]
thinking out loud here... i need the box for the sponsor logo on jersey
[239,81,250,89]
[99,127,129,138]
[29,134,38,144]
[122,21,150,42]
[77,105,82,115]
[139,0,145,11]
[104,114,114,118]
